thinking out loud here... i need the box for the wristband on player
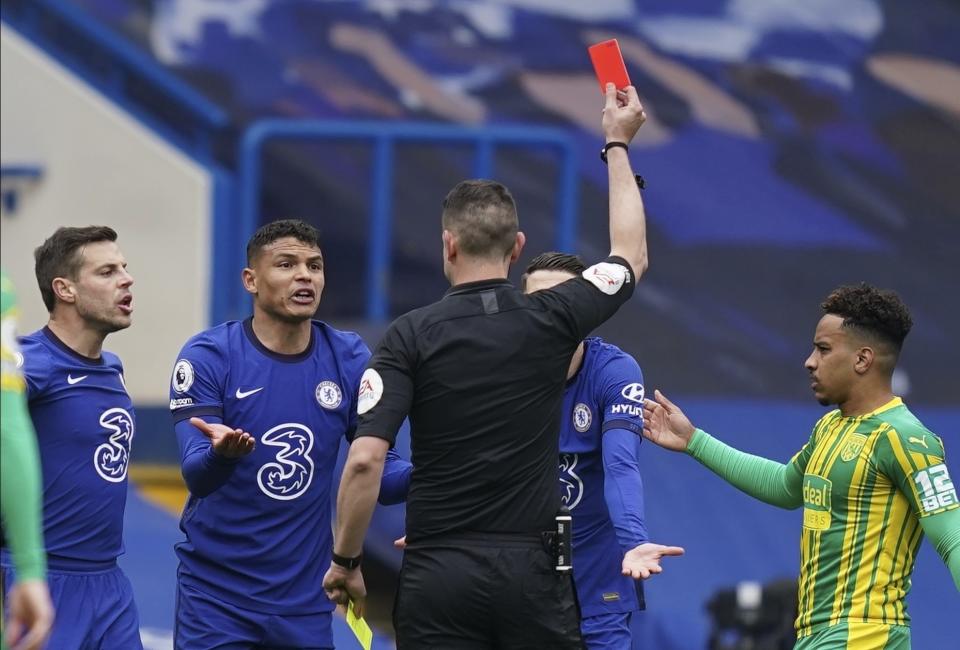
[600,141,646,190]
[331,552,362,570]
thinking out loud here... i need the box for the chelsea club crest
[573,403,592,433]
[315,381,342,409]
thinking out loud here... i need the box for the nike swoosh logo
[908,436,929,449]
[235,387,264,399]
[67,374,88,385]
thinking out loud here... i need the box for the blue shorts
[581,611,632,650]
[176,580,334,649]
[2,563,142,650]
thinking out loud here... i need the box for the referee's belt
[405,530,556,553]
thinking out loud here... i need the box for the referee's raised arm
[602,83,649,281]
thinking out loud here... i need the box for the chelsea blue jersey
[169,318,368,615]
[560,337,647,618]
[12,327,134,569]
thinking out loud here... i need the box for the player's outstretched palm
[642,390,695,452]
[622,542,685,580]
[190,417,255,458]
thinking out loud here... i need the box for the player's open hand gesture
[602,83,646,144]
[622,542,685,580]
[642,390,696,452]
[323,563,367,617]
[4,578,54,650]
[190,417,255,458]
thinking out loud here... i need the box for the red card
[588,39,631,94]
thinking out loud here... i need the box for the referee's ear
[442,230,457,263]
[509,231,526,264]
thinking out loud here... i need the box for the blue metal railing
[0,165,44,213]
[0,0,229,160]
[237,120,580,322]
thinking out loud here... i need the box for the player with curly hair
[642,283,959,649]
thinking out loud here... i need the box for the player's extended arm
[920,508,960,591]
[379,447,411,505]
[605,428,685,578]
[174,417,253,497]
[687,429,804,509]
[603,428,649,549]
[643,390,803,509]
[603,84,649,279]
[0,388,46,582]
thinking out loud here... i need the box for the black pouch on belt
[542,506,573,573]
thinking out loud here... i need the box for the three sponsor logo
[94,407,134,483]
[257,423,316,501]
[559,453,584,510]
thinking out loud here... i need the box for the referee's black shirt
[355,256,635,543]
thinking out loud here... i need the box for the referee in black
[324,84,651,648]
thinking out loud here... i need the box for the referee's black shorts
[393,532,583,649]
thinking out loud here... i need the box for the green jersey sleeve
[877,425,958,517]
[0,270,47,581]
[876,424,960,590]
[686,428,804,510]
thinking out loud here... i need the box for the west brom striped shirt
[792,398,957,637]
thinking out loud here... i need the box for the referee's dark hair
[821,283,913,355]
[521,252,587,291]
[246,219,322,265]
[441,180,518,260]
[34,225,118,312]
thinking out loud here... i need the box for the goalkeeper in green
[643,284,959,650]
[1,270,53,650]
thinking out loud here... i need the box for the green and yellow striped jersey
[0,269,26,394]
[791,397,958,637]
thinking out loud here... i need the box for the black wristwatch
[331,552,362,570]
[600,141,629,163]
[600,141,646,189]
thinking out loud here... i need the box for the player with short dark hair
[643,283,960,649]
[523,252,682,649]
[32,225,120,313]
[1,227,142,650]
[169,218,410,649]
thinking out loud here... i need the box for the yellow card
[346,600,373,650]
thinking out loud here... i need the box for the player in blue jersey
[169,219,410,649]
[1,226,142,650]
[523,252,683,650]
